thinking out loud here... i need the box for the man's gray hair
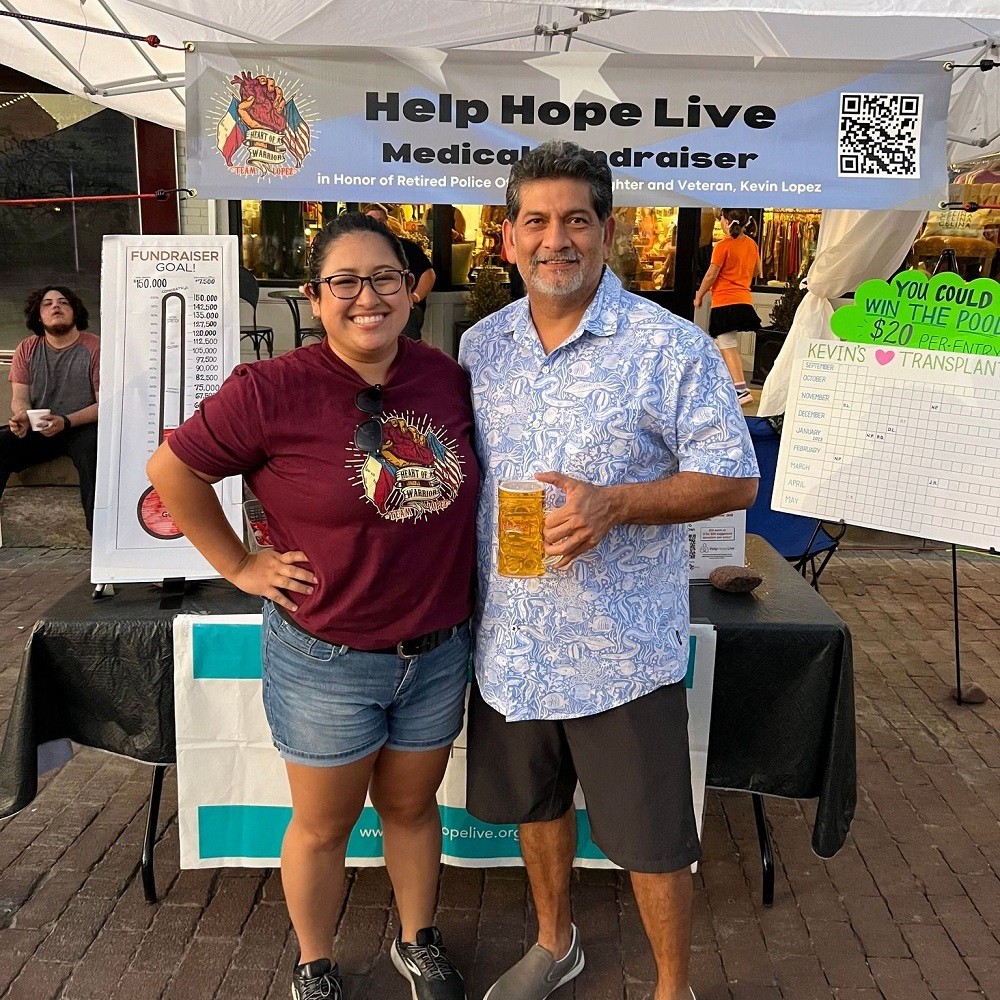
[506,140,613,224]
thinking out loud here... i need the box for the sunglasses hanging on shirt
[354,384,383,455]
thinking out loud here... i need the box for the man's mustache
[531,253,582,265]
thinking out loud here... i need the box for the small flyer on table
[689,510,746,582]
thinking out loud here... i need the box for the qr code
[838,92,922,179]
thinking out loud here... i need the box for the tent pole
[123,0,270,43]
[95,0,185,109]
[98,78,187,97]
[950,127,1000,148]
[909,38,997,61]
[1,0,98,94]
[442,28,545,48]
[573,32,645,54]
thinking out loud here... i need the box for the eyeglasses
[354,384,383,455]
[317,269,409,300]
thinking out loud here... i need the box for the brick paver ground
[2,544,1000,999]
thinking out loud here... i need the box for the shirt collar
[505,266,624,344]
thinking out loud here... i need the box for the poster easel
[933,251,987,705]
[776,256,1000,704]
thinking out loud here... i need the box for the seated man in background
[363,204,436,339]
[2,286,100,534]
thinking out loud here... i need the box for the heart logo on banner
[875,350,895,365]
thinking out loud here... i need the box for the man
[363,204,436,339]
[458,140,759,1000]
[2,286,100,533]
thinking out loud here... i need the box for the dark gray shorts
[466,680,701,873]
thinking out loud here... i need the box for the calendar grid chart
[774,341,1000,552]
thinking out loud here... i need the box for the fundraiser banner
[174,616,716,869]
[185,44,949,209]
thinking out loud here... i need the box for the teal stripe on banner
[192,624,262,679]
[199,803,290,858]
[198,804,608,863]
[685,635,696,689]
[199,805,388,860]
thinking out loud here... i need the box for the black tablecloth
[692,536,855,856]
[0,536,854,857]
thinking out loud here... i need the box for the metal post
[950,545,987,705]
[952,544,963,705]
[69,166,80,273]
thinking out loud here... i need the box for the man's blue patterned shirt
[459,269,759,721]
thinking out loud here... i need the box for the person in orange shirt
[694,208,762,406]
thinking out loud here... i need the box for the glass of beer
[497,480,545,578]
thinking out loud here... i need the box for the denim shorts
[261,601,470,767]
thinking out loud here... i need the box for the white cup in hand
[26,408,52,431]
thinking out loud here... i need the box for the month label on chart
[775,340,1000,551]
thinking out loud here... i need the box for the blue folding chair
[745,415,845,589]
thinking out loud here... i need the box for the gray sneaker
[483,925,584,1000]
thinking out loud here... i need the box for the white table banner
[174,615,716,869]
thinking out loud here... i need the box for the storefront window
[453,204,506,285]
[607,206,679,292]
[240,200,342,280]
[0,100,140,350]
[371,202,434,262]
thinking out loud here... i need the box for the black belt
[273,604,459,659]
[371,626,458,659]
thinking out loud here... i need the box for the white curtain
[756,209,926,416]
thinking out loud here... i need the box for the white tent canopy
[3,1,999,416]
[0,1,998,157]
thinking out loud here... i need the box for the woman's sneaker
[391,926,467,1000]
[737,388,754,406]
[292,957,343,1000]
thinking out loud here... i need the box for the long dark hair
[306,212,407,286]
[721,208,756,240]
[24,286,89,335]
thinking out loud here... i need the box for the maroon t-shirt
[168,338,480,648]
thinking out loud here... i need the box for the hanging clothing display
[760,210,821,285]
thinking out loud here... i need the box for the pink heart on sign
[875,349,895,365]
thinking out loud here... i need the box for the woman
[147,213,478,1000]
[693,207,762,406]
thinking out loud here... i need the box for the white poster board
[775,339,1000,550]
[173,616,716,870]
[92,235,243,583]
[688,510,746,581]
